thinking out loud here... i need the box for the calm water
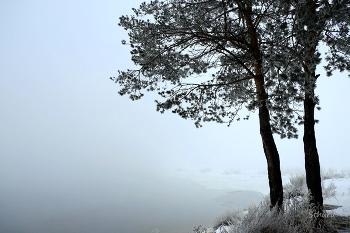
[0,170,263,233]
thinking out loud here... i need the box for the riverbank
[171,168,350,232]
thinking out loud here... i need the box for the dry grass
[193,172,350,233]
[329,215,350,232]
[211,174,342,233]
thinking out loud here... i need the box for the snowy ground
[170,168,350,232]
[323,178,350,216]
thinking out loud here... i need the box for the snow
[172,169,270,195]
[170,168,350,232]
[323,178,350,216]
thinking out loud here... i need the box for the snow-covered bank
[323,178,350,216]
[171,168,350,232]
[171,168,270,195]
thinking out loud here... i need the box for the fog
[0,1,349,232]
[1,164,263,233]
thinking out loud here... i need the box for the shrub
[213,209,246,230]
[213,197,338,233]
[193,225,214,233]
[283,174,336,200]
[213,174,339,233]
[283,174,308,199]
[321,168,350,180]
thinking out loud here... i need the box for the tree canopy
[113,0,309,139]
[285,0,350,225]
[112,0,350,211]
[114,0,350,133]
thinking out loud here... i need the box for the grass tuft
[212,174,344,233]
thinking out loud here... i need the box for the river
[0,170,263,233]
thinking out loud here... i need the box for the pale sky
[0,1,349,231]
[1,0,349,180]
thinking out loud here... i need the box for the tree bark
[301,1,324,227]
[259,103,284,208]
[304,91,324,227]
[242,2,283,209]
[255,75,283,209]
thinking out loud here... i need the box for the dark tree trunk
[259,103,283,208]
[304,92,324,228]
[254,75,283,209]
[300,1,325,229]
[242,3,283,209]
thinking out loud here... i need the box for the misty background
[0,1,349,232]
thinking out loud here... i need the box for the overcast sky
[1,1,349,232]
[1,0,350,224]
[1,0,349,176]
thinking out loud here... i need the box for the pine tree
[112,0,350,215]
[285,0,350,228]
[112,0,304,208]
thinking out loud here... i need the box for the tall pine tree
[112,1,350,215]
[113,0,303,208]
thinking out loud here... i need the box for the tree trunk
[304,92,324,228]
[259,103,284,208]
[242,2,283,209]
[254,75,283,209]
[300,1,325,229]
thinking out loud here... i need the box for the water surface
[0,170,263,233]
